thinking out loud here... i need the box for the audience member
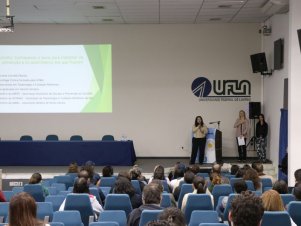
[149,165,171,186]
[159,207,186,226]
[59,178,103,218]
[235,168,246,178]
[129,167,146,192]
[146,220,170,226]
[211,163,229,184]
[208,172,222,192]
[113,177,142,208]
[229,191,264,226]
[127,183,163,226]
[82,160,100,185]
[29,172,49,197]
[230,164,240,175]
[151,179,177,207]
[294,169,301,185]
[169,163,185,191]
[117,171,131,180]
[272,180,288,194]
[102,165,114,177]
[189,164,200,175]
[8,192,50,226]
[0,190,6,202]
[252,162,275,183]
[293,182,301,201]
[173,170,195,201]
[243,168,261,191]
[67,161,79,173]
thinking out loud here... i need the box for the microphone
[209,121,221,124]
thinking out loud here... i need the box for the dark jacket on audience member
[127,204,162,226]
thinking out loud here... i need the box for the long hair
[194,116,204,127]
[9,192,44,226]
[243,168,261,190]
[239,110,246,120]
[153,165,165,180]
[259,113,266,124]
[262,190,285,211]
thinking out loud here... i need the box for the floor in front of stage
[0,157,273,179]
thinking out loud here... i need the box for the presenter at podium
[234,110,249,162]
[190,116,208,165]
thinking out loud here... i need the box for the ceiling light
[218,4,232,8]
[102,18,113,22]
[210,18,222,21]
[92,6,105,9]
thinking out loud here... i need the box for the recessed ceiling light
[102,18,113,22]
[210,18,222,21]
[92,6,105,9]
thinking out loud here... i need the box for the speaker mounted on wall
[250,52,272,76]
[298,29,301,52]
[249,102,261,119]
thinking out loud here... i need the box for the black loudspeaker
[249,102,261,119]
[250,52,268,73]
[298,29,301,52]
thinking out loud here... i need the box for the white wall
[262,13,289,166]
[0,24,261,157]
[288,0,301,186]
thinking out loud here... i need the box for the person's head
[129,167,142,180]
[210,172,222,185]
[293,182,301,201]
[184,170,195,184]
[261,189,285,211]
[231,165,240,175]
[81,164,94,181]
[67,162,78,173]
[78,169,90,180]
[252,163,264,175]
[113,177,135,197]
[150,179,164,194]
[294,169,301,183]
[229,191,264,226]
[146,220,170,226]
[172,164,185,179]
[117,171,131,181]
[259,114,266,123]
[29,173,42,184]
[239,110,246,119]
[242,164,251,170]
[9,192,43,226]
[243,168,261,190]
[189,165,200,175]
[235,168,246,178]
[102,165,114,177]
[212,163,222,174]
[142,183,162,205]
[73,178,90,194]
[193,176,206,194]
[194,116,204,127]
[272,180,288,194]
[153,165,165,180]
[233,180,248,194]
[159,207,186,226]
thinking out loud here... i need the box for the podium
[204,128,222,163]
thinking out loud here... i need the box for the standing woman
[190,116,208,165]
[256,113,268,162]
[234,110,249,162]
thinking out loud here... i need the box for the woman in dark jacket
[256,113,268,162]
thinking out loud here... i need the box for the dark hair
[293,182,301,201]
[184,171,195,184]
[259,114,266,123]
[230,191,264,226]
[294,169,301,182]
[67,162,78,173]
[173,166,185,179]
[189,165,200,174]
[29,173,42,184]
[78,169,90,180]
[194,116,204,127]
[9,192,45,226]
[129,167,141,180]
[272,180,288,194]
[81,165,94,180]
[153,165,165,180]
[159,207,186,226]
[146,220,170,226]
[142,183,162,204]
[212,164,222,174]
[149,179,164,193]
[236,168,246,178]
[252,162,264,174]
[231,165,240,175]
[73,178,90,194]
[243,168,261,190]
[242,164,251,170]
[117,171,131,180]
[193,176,206,194]
[114,177,135,197]
[102,166,114,177]
[233,180,248,194]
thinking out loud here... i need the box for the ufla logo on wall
[191,77,251,102]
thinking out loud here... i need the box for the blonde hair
[261,190,285,211]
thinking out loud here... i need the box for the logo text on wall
[191,77,251,102]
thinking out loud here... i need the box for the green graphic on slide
[83,45,112,112]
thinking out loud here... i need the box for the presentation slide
[0,45,112,113]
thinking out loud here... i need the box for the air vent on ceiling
[261,0,289,16]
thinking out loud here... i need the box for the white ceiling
[0,0,286,24]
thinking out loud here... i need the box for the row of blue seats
[19,134,115,141]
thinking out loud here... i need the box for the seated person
[173,170,195,201]
[29,172,49,197]
[159,207,186,226]
[272,180,288,194]
[293,182,301,201]
[127,183,163,226]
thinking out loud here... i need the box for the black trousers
[236,137,247,160]
[190,137,206,164]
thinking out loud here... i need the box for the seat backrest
[47,187,58,195]
[212,184,232,208]
[261,211,291,226]
[100,177,116,188]
[139,209,163,226]
[49,222,65,226]
[90,222,119,226]
[199,223,228,226]
[99,187,111,197]
[280,194,295,206]
[52,183,67,193]
[188,210,219,226]
[161,180,170,193]
[45,195,66,212]
[12,186,24,194]
[23,184,45,202]
[102,135,114,141]
[178,184,194,209]
[104,194,133,216]
[58,191,71,197]
[64,194,94,226]
[287,201,301,226]
[261,178,273,188]
[184,194,214,224]
[2,191,14,202]
[245,180,255,191]
[223,194,239,221]
[54,175,74,189]
[53,210,84,226]
[46,134,59,141]
[230,178,243,191]
[131,180,141,194]
[20,135,33,141]
[98,210,127,226]
[36,202,54,222]
[161,193,172,208]
[70,135,83,141]
[89,187,102,204]
[0,202,9,223]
